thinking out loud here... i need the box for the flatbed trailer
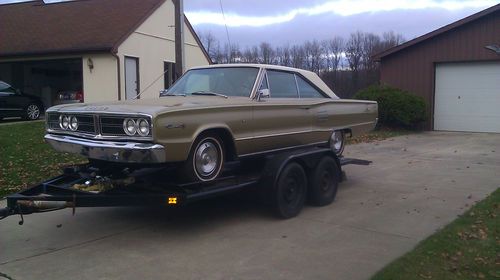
[0,147,370,223]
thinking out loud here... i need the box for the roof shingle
[0,0,166,58]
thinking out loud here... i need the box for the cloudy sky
[1,0,498,47]
[183,0,498,47]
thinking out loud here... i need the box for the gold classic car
[45,64,377,182]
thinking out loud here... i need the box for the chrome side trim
[239,141,329,158]
[235,129,312,141]
[234,120,377,142]
[44,134,166,163]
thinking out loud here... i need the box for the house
[375,4,500,133]
[0,0,211,109]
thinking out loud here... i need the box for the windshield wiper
[191,91,228,98]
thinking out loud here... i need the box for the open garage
[376,4,500,131]
[0,58,83,109]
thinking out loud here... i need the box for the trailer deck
[0,147,370,223]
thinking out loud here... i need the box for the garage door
[434,62,500,133]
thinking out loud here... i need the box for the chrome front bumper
[44,134,166,164]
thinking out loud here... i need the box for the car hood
[46,96,253,116]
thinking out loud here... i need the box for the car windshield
[163,67,259,97]
[0,81,12,91]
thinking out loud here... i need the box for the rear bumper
[44,134,166,164]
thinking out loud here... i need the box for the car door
[250,69,312,154]
[0,81,24,118]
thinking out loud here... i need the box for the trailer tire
[308,156,339,206]
[272,162,307,219]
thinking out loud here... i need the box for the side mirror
[159,89,168,96]
[256,89,270,101]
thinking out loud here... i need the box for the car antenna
[134,69,170,100]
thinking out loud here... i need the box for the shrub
[354,85,426,129]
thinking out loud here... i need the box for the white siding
[82,54,119,103]
[117,0,209,100]
[434,62,500,133]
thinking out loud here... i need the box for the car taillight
[76,91,84,102]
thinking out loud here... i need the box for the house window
[164,62,176,89]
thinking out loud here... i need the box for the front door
[125,57,139,100]
[251,70,312,154]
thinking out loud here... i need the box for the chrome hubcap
[195,141,219,177]
[27,105,40,120]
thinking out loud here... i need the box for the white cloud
[186,0,498,27]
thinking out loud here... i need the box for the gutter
[111,51,122,101]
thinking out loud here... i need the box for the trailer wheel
[272,162,307,219]
[308,156,339,206]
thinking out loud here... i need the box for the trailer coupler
[0,200,75,223]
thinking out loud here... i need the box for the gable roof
[375,3,500,60]
[0,0,211,63]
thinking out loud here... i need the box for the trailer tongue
[0,147,371,223]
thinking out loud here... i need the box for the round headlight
[59,115,70,130]
[123,118,137,136]
[69,116,78,131]
[137,118,150,136]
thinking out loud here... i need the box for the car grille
[47,113,95,135]
[46,113,152,138]
[100,116,128,136]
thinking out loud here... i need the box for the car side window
[296,75,325,98]
[267,70,298,98]
[259,73,269,90]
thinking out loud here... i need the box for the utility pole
[174,0,185,80]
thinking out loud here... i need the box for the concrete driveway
[1,132,499,280]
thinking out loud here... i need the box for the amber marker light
[168,197,178,205]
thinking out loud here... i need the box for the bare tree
[346,31,364,72]
[273,44,291,66]
[211,41,225,64]
[328,36,344,72]
[199,31,217,61]
[290,44,305,69]
[259,42,274,64]
[361,33,381,71]
[382,31,405,50]
[303,40,323,74]
[224,43,241,63]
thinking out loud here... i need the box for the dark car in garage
[0,81,44,120]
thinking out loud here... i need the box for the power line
[219,0,231,48]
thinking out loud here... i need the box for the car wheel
[329,130,345,156]
[308,156,339,206]
[25,104,41,120]
[182,133,225,182]
[272,162,307,219]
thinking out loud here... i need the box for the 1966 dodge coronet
[45,64,377,182]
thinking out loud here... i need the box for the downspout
[111,51,122,100]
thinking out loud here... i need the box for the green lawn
[372,189,500,280]
[0,121,87,197]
